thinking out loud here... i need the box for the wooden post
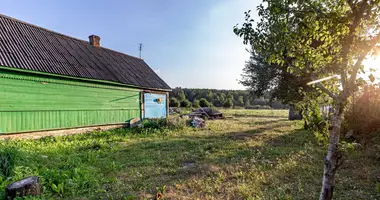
[140,91,144,120]
[166,92,169,118]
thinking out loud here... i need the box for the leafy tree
[234,1,380,199]
[178,90,186,101]
[242,49,315,104]
[224,98,234,108]
[193,99,200,108]
[213,96,223,107]
[219,93,226,103]
[237,96,244,107]
[226,93,234,100]
[206,91,214,102]
[169,97,180,107]
[180,99,192,108]
[199,98,210,107]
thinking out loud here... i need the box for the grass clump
[0,144,18,178]
[136,118,190,136]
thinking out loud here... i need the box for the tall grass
[0,145,18,178]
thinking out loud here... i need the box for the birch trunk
[319,104,342,200]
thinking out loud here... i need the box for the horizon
[0,0,261,90]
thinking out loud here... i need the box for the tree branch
[341,0,369,90]
[304,62,338,100]
[310,72,338,100]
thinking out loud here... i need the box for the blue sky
[0,0,260,89]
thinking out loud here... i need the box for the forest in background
[169,87,287,109]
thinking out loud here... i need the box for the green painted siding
[0,69,141,134]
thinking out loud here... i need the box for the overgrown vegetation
[0,110,378,199]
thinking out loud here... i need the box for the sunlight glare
[363,56,380,80]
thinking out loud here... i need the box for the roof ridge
[0,13,144,61]
[0,13,90,44]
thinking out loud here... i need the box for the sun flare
[363,56,380,80]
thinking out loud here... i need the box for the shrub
[169,97,180,107]
[180,99,192,108]
[270,101,286,109]
[193,100,200,108]
[223,99,234,108]
[199,98,210,107]
[252,98,269,106]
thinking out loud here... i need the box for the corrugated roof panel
[0,14,171,90]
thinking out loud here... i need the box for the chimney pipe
[89,35,100,47]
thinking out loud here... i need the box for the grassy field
[0,109,379,199]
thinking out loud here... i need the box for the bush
[270,101,286,109]
[180,99,192,108]
[199,98,210,107]
[252,98,269,106]
[223,99,234,108]
[193,100,200,108]
[169,97,180,107]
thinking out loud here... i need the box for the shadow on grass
[97,125,314,198]
[242,118,290,126]
[232,114,287,118]
[2,122,318,199]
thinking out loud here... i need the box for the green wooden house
[0,14,171,134]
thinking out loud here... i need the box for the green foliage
[169,97,180,107]
[193,99,200,108]
[137,118,189,136]
[180,99,192,108]
[0,145,18,178]
[199,98,211,107]
[169,87,286,109]
[234,0,380,108]
[296,99,329,144]
[237,96,244,107]
[177,90,186,101]
[223,98,234,108]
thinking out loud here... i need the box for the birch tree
[234,0,380,199]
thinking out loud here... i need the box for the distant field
[0,109,378,199]
[221,108,288,118]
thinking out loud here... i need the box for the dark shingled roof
[0,14,171,90]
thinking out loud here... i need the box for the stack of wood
[189,108,224,120]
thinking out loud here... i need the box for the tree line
[169,87,287,109]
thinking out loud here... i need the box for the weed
[0,145,18,178]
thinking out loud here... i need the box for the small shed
[0,14,171,134]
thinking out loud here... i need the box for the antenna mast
[139,43,143,59]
